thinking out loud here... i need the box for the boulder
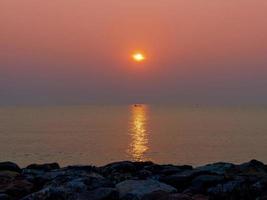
[101,161,137,175]
[144,164,192,176]
[76,187,119,200]
[0,194,10,200]
[0,162,21,173]
[160,167,214,190]
[26,163,60,171]
[142,191,193,200]
[142,192,208,200]
[160,174,192,191]
[237,160,267,177]
[190,175,225,192]
[0,177,33,199]
[207,177,258,199]
[116,179,177,200]
[195,162,234,176]
[21,187,67,200]
[22,172,114,200]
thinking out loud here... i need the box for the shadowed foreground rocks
[1,160,267,200]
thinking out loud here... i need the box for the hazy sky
[1,0,267,105]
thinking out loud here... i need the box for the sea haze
[0,104,267,167]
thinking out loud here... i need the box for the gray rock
[116,179,177,200]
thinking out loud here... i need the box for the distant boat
[133,104,142,107]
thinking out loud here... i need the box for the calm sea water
[0,105,267,167]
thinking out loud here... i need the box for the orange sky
[1,0,267,104]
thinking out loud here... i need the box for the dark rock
[1,160,267,199]
[168,193,193,200]
[0,194,10,200]
[26,163,60,171]
[63,165,95,173]
[159,168,214,191]
[0,162,21,173]
[48,172,113,190]
[237,160,267,177]
[142,192,209,200]
[77,187,119,200]
[190,175,225,192]
[141,191,170,200]
[0,177,33,199]
[21,187,67,200]
[142,191,193,200]
[133,161,155,169]
[22,171,113,200]
[191,194,209,200]
[101,161,137,175]
[195,162,234,176]
[144,164,192,176]
[116,179,177,200]
[136,170,153,179]
[207,177,259,200]
[160,174,192,191]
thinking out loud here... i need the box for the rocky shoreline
[1,160,267,200]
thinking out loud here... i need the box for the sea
[0,104,267,167]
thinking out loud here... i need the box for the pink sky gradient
[1,0,267,105]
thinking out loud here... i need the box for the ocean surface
[0,105,267,167]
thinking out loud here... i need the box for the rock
[46,172,113,190]
[190,175,225,192]
[144,164,192,176]
[191,194,209,200]
[26,163,60,171]
[101,161,137,175]
[0,171,20,178]
[22,171,114,200]
[142,191,193,200]
[141,191,170,200]
[160,167,187,176]
[195,162,234,176]
[21,187,67,200]
[207,177,259,199]
[169,193,194,200]
[0,177,33,199]
[0,162,21,173]
[160,174,192,191]
[133,161,155,169]
[0,194,10,200]
[160,167,211,190]
[77,187,119,200]
[116,179,177,200]
[136,170,153,179]
[237,160,267,177]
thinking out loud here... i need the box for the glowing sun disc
[132,53,145,62]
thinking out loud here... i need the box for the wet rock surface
[0,160,267,199]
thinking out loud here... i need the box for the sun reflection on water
[128,105,150,161]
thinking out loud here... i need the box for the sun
[132,53,145,62]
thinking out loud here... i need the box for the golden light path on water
[128,105,150,161]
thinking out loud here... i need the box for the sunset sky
[1,0,267,105]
